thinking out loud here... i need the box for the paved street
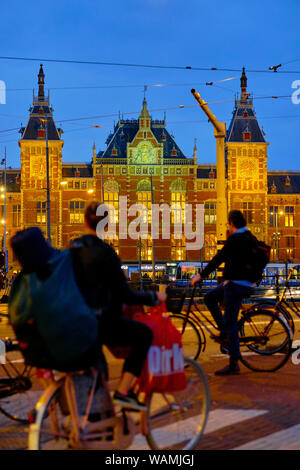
[0,303,299,450]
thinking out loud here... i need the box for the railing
[128,273,300,313]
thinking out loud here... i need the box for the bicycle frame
[29,368,148,450]
[180,285,222,337]
[177,284,281,348]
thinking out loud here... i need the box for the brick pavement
[0,302,299,450]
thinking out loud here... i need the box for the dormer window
[243,111,248,118]
[74,169,80,178]
[171,149,177,156]
[38,129,45,139]
[39,107,44,115]
[111,148,118,156]
[243,131,251,141]
[161,133,166,141]
[285,176,291,186]
[209,170,215,179]
[270,182,277,194]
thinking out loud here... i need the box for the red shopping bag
[136,303,187,394]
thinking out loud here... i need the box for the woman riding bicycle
[70,201,166,410]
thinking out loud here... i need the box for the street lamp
[0,149,8,276]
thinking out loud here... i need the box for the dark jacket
[201,230,255,281]
[70,235,158,316]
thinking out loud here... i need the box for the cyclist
[71,201,167,410]
[192,210,255,375]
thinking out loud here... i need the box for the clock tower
[18,65,64,247]
[226,68,269,241]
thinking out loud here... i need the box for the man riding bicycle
[192,210,256,375]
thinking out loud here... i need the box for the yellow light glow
[0,187,4,192]
[60,181,67,186]
[1,220,5,224]
[87,189,94,194]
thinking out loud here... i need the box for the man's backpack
[245,233,271,284]
[8,250,99,370]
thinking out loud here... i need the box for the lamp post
[150,174,156,283]
[0,148,8,278]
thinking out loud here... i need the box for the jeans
[204,282,252,361]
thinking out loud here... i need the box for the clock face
[239,159,256,179]
[132,142,157,164]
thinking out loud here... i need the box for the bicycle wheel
[0,350,43,424]
[145,357,210,450]
[239,310,292,372]
[29,383,70,450]
[169,315,202,361]
[250,301,295,335]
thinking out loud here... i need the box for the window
[139,235,152,261]
[171,192,185,224]
[74,181,80,189]
[204,202,216,225]
[171,235,186,261]
[137,192,152,223]
[81,181,87,189]
[104,191,119,223]
[286,236,295,259]
[285,206,294,227]
[269,206,278,227]
[204,234,217,261]
[69,201,85,224]
[36,202,46,224]
[68,181,73,189]
[13,205,21,227]
[243,202,254,225]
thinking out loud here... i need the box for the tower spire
[240,67,247,100]
[38,64,45,101]
[193,138,197,164]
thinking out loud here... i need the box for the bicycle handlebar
[176,282,201,314]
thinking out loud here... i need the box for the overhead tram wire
[6,77,239,93]
[2,55,300,74]
[0,93,295,135]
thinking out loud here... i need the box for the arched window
[170,179,186,224]
[137,179,152,224]
[104,179,119,224]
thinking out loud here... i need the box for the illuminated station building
[1,66,299,278]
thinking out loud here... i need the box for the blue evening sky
[0,0,300,170]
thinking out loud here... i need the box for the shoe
[215,361,240,376]
[113,390,147,411]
